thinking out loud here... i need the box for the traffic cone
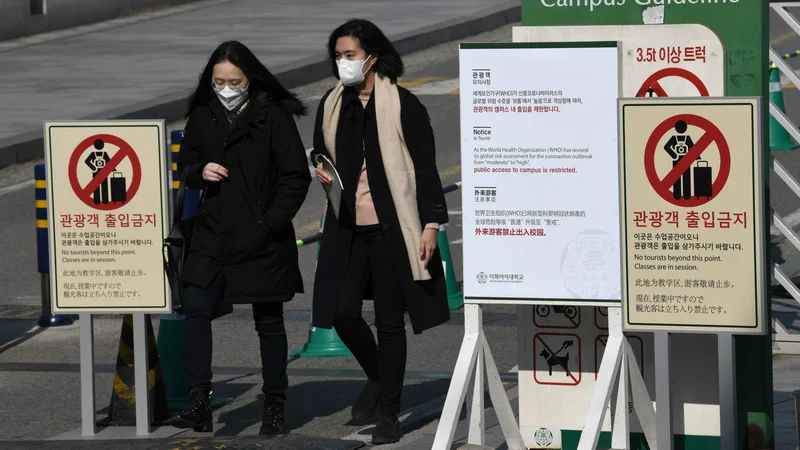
[438,224,464,311]
[156,314,189,412]
[156,315,233,411]
[769,68,800,151]
[98,314,169,426]
[291,211,352,358]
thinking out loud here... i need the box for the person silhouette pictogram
[663,120,697,200]
[84,139,111,205]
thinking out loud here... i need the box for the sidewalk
[0,0,519,168]
[396,355,800,450]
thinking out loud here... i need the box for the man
[663,120,695,200]
[84,139,111,205]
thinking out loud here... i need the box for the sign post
[434,41,655,450]
[44,120,171,437]
[520,2,771,446]
[618,97,765,450]
[619,98,765,334]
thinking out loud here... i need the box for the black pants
[333,225,407,416]
[184,271,288,398]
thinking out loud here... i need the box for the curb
[0,2,520,170]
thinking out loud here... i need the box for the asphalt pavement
[0,0,519,167]
[4,3,800,450]
[0,21,518,448]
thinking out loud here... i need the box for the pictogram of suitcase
[110,171,127,203]
[693,160,712,199]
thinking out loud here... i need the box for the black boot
[259,395,288,436]
[372,413,402,445]
[351,379,380,420]
[164,385,213,432]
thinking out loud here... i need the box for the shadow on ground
[209,379,449,437]
[0,318,44,354]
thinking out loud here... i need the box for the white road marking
[0,324,39,353]
[0,180,34,197]
[409,79,459,96]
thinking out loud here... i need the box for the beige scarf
[322,75,431,281]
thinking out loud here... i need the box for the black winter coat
[178,92,311,304]
[310,86,450,334]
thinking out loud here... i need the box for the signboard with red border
[618,98,765,334]
[44,121,171,314]
[512,24,725,99]
[533,333,581,386]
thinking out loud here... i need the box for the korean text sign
[618,98,765,334]
[460,42,622,305]
[44,121,171,313]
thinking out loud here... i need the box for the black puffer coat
[178,92,311,303]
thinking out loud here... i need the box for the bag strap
[173,166,206,226]
[173,167,189,226]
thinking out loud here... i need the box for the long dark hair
[327,19,404,83]
[187,41,307,117]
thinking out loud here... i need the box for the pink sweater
[355,87,438,231]
[355,88,380,226]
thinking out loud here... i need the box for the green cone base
[769,68,799,152]
[448,292,464,311]
[290,327,352,358]
[438,227,464,311]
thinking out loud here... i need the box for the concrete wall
[0,0,198,41]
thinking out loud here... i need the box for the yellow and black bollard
[34,163,73,327]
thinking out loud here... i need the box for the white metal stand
[577,307,657,450]
[718,334,737,449]
[654,331,672,450]
[79,313,96,436]
[133,313,152,435]
[77,312,152,437]
[433,304,526,450]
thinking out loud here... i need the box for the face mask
[213,85,249,111]
[337,55,373,87]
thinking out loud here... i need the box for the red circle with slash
[68,134,142,211]
[644,114,730,207]
[636,68,710,97]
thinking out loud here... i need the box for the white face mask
[213,84,249,111]
[336,55,373,87]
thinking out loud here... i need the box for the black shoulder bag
[163,168,205,314]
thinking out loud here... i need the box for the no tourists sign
[618,98,766,334]
[44,121,170,313]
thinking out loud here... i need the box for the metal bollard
[34,164,73,327]
[793,389,800,450]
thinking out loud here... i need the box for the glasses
[211,80,247,88]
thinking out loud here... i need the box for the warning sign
[68,134,142,211]
[512,24,725,98]
[618,98,766,334]
[533,304,580,329]
[44,121,170,314]
[533,333,581,386]
[636,68,710,98]
[644,114,731,207]
[595,335,644,381]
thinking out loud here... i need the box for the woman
[310,19,450,445]
[165,41,311,435]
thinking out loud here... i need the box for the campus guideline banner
[618,98,766,334]
[460,42,621,304]
[44,121,171,314]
